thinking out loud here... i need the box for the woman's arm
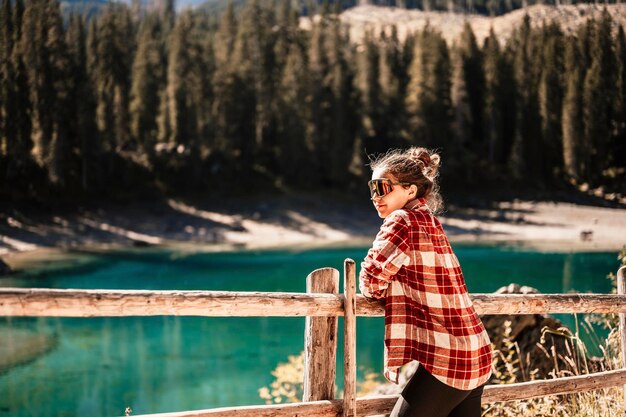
[359,212,410,299]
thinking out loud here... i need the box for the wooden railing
[1,262,625,417]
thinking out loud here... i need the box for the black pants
[389,365,484,417]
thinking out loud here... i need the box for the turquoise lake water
[0,244,621,417]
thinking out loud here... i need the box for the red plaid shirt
[360,198,492,390]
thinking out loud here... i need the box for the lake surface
[0,244,621,417]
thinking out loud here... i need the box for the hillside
[325,4,626,45]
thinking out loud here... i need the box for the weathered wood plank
[358,293,626,316]
[0,288,343,317]
[303,268,339,402]
[482,368,626,403]
[126,369,626,417]
[358,369,626,413]
[127,400,341,417]
[343,259,357,417]
[3,289,626,317]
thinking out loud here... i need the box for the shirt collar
[404,197,428,211]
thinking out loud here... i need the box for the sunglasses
[367,178,411,198]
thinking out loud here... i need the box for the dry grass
[484,318,624,416]
[258,315,625,415]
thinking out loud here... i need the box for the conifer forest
[1,0,625,201]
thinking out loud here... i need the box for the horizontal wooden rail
[2,288,626,317]
[126,368,626,417]
[0,288,343,317]
[359,293,626,316]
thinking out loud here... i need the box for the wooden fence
[0,262,625,417]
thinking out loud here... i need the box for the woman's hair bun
[406,147,440,180]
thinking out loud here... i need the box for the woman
[359,147,492,417]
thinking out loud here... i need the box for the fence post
[343,259,357,417]
[303,267,339,401]
[618,266,626,412]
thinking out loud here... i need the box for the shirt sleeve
[359,211,410,299]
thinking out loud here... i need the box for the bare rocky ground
[322,4,626,45]
[1,192,625,272]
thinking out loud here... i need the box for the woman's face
[370,168,414,218]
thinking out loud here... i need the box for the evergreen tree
[507,15,541,181]
[537,22,564,182]
[272,0,308,184]
[582,10,615,183]
[0,0,33,197]
[561,35,584,182]
[273,0,300,71]
[215,1,237,65]
[232,0,277,163]
[305,12,329,185]
[0,0,14,157]
[482,28,513,170]
[7,0,32,187]
[613,26,626,171]
[130,13,166,154]
[20,0,71,186]
[308,15,359,186]
[378,26,408,150]
[406,26,452,152]
[457,22,485,159]
[91,4,135,152]
[450,44,472,162]
[275,38,311,187]
[211,1,261,174]
[326,20,359,186]
[358,30,384,153]
[85,16,105,189]
[66,13,97,191]
[161,10,213,153]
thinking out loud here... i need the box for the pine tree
[358,30,384,153]
[91,4,135,152]
[0,0,33,196]
[162,10,212,152]
[457,22,485,159]
[307,14,359,186]
[482,28,508,168]
[130,13,166,154]
[215,1,237,65]
[20,0,71,186]
[507,15,541,182]
[450,45,472,163]
[231,0,277,164]
[582,11,615,183]
[211,2,259,174]
[325,20,359,186]
[66,13,97,191]
[378,26,408,150]
[85,16,104,186]
[406,26,452,151]
[613,26,626,170]
[561,35,584,182]
[0,0,14,157]
[273,0,299,71]
[304,12,329,185]
[7,0,32,186]
[537,22,564,182]
[275,39,310,187]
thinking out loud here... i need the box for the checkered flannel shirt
[359,198,493,390]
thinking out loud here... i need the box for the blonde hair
[369,147,443,213]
